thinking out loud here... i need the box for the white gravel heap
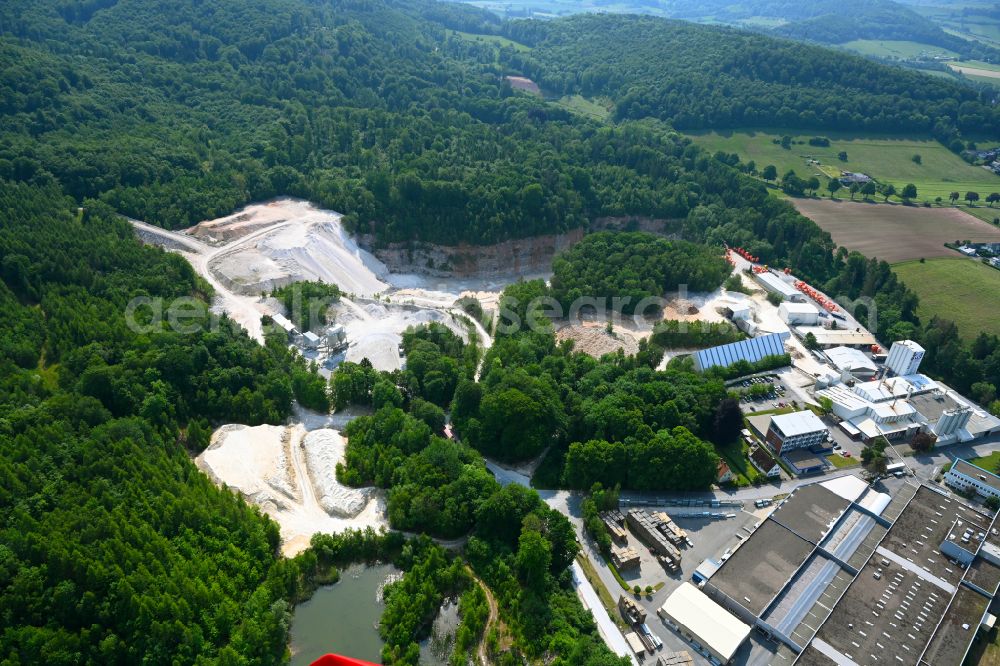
[302,429,372,517]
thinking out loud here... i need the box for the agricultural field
[688,128,1000,202]
[962,205,1000,226]
[911,2,1000,48]
[950,62,1000,80]
[942,21,1000,49]
[893,258,1000,340]
[840,39,958,59]
[791,198,1000,263]
[954,59,1000,73]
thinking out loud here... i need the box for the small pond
[290,563,400,666]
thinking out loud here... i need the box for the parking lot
[820,415,866,464]
[731,374,798,413]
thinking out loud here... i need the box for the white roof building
[886,339,925,376]
[770,410,827,438]
[301,331,321,348]
[754,272,804,302]
[794,326,878,348]
[271,313,298,335]
[817,374,999,445]
[825,346,878,378]
[658,582,751,664]
[778,301,820,326]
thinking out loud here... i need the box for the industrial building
[792,326,878,349]
[698,478,1000,666]
[754,272,806,302]
[658,582,751,665]
[691,331,790,372]
[778,301,820,326]
[693,558,722,584]
[271,313,298,340]
[944,459,1000,501]
[823,345,878,380]
[886,339,925,376]
[817,374,1000,445]
[301,330,321,349]
[326,324,347,351]
[781,449,829,476]
[765,411,829,454]
[794,485,1000,666]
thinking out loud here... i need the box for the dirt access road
[130,217,288,341]
[463,566,500,666]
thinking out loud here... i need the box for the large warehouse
[698,479,1000,666]
[754,272,805,302]
[658,582,751,665]
[692,332,790,372]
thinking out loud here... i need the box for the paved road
[572,561,639,665]
[619,467,861,505]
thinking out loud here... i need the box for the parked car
[842,452,852,458]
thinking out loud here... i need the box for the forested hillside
[2,0,996,244]
[0,0,759,245]
[503,14,999,141]
[0,182,318,663]
[550,232,731,313]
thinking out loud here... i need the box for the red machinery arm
[311,655,380,666]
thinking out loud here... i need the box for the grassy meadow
[552,95,612,120]
[840,39,959,59]
[688,128,1000,203]
[892,258,1000,340]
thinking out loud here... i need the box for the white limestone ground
[196,423,387,557]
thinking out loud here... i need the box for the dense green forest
[549,231,730,313]
[2,0,995,248]
[0,0,751,245]
[503,14,999,142]
[0,177,626,666]
[332,314,725,487]
[0,182,327,663]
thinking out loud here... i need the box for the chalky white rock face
[198,198,391,298]
[196,423,387,557]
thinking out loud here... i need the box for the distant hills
[457,0,1000,64]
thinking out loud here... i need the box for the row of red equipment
[793,280,838,312]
